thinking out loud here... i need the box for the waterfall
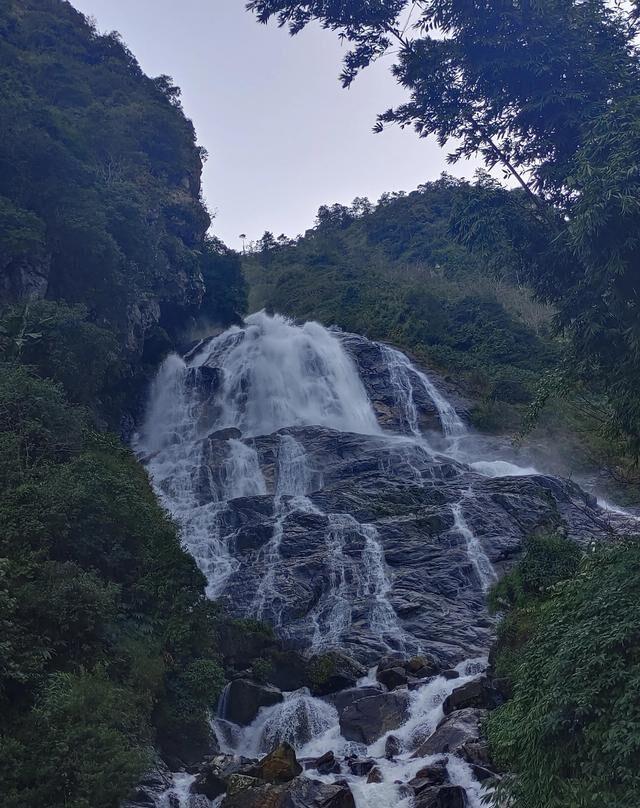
[139,310,632,808]
[379,343,465,439]
[451,498,497,593]
[192,312,381,437]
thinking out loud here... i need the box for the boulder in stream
[340,690,410,744]
[244,741,302,783]
[223,678,283,725]
[414,784,467,808]
[221,776,355,808]
[413,707,487,757]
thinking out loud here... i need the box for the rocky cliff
[133,311,635,807]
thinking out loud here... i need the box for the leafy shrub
[488,540,640,808]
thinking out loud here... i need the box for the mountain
[0,3,244,806]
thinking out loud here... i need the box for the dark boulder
[410,762,448,788]
[406,655,440,678]
[413,708,487,758]
[221,776,355,808]
[244,742,302,784]
[377,666,408,691]
[222,678,283,725]
[460,738,491,768]
[324,685,382,718]
[414,784,466,808]
[347,757,376,776]
[311,750,341,775]
[340,691,409,745]
[308,652,366,696]
[191,761,227,800]
[367,767,383,784]
[442,677,493,714]
[385,734,402,759]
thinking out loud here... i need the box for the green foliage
[197,236,247,327]
[0,0,246,422]
[0,0,209,330]
[488,539,640,807]
[244,177,556,423]
[0,301,120,405]
[488,532,582,614]
[247,0,640,452]
[0,365,223,806]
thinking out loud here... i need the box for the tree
[246,0,640,450]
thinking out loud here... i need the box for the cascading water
[451,495,498,594]
[138,310,635,808]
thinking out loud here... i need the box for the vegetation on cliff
[244,176,557,436]
[0,0,245,421]
[0,2,244,805]
[249,0,640,455]
[487,534,640,807]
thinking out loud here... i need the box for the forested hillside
[244,177,638,495]
[0,2,244,806]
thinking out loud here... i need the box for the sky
[71,0,480,248]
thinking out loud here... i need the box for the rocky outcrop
[222,679,283,725]
[121,760,173,808]
[243,742,302,783]
[220,776,355,808]
[414,708,487,758]
[340,690,410,744]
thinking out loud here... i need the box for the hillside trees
[247,0,640,450]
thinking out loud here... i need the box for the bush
[488,540,640,808]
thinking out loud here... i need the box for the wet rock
[367,767,383,784]
[385,734,402,759]
[311,750,341,775]
[226,774,262,796]
[222,678,283,725]
[442,676,499,714]
[347,757,376,776]
[460,738,491,768]
[441,669,460,680]
[471,764,497,782]
[377,666,408,690]
[221,776,355,808]
[121,759,172,807]
[413,708,487,758]
[308,651,367,696]
[340,691,410,745]
[324,685,382,717]
[191,761,227,799]
[245,742,302,784]
[410,762,449,787]
[207,426,241,442]
[414,784,466,808]
[406,655,440,678]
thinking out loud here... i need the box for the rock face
[414,708,488,758]
[221,777,356,808]
[340,690,410,745]
[140,313,635,668]
[222,679,283,725]
[138,313,636,807]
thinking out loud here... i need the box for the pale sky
[71,0,480,248]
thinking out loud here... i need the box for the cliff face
[0,0,210,358]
